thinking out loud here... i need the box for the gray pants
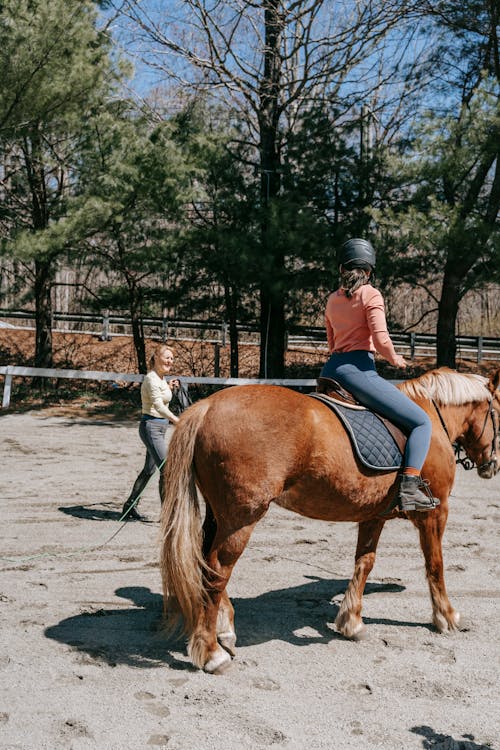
[125,417,173,507]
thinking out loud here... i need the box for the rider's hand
[393,355,407,369]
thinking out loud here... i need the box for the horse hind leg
[201,503,237,656]
[189,521,259,674]
[189,594,235,673]
[217,591,236,655]
[334,518,385,639]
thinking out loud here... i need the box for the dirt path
[0,411,498,750]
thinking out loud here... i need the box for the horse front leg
[412,503,460,632]
[334,518,385,639]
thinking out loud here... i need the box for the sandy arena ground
[0,409,499,750]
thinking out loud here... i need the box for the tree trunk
[34,259,54,368]
[224,284,239,377]
[127,279,147,374]
[259,286,285,378]
[25,129,54,368]
[436,265,461,368]
[131,312,147,374]
[258,0,285,378]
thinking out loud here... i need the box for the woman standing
[321,237,439,512]
[122,344,180,521]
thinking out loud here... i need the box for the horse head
[457,368,499,479]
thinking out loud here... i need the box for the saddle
[311,377,407,471]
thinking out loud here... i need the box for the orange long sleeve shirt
[325,284,401,366]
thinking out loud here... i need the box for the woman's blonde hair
[149,344,174,370]
[339,266,371,298]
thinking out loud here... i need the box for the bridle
[432,397,499,473]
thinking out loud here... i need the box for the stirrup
[380,476,440,516]
[399,495,440,512]
[398,476,440,513]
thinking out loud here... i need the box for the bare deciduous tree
[118,0,421,376]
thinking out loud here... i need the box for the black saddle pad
[309,393,402,471]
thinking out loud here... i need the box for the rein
[432,397,498,472]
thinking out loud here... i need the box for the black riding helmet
[339,238,376,270]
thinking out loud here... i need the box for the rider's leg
[321,351,439,511]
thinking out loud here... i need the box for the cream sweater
[140,370,177,422]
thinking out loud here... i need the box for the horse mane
[400,368,489,405]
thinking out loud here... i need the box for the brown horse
[159,368,499,673]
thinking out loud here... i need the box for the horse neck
[436,401,476,442]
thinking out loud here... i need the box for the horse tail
[159,399,212,637]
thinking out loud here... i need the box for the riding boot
[121,499,147,521]
[397,475,440,512]
[159,475,166,506]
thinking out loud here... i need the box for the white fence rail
[0,365,318,409]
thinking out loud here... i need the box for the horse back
[190,385,389,519]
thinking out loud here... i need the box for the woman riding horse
[321,237,439,512]
[159,367,499,673]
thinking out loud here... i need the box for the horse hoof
[433,610,461,633]
[333,624,366,640]
[212,658,234,675]
[218,631,237,656]
[350,626,367,642]
[204,645,232,675]
[456,614,471,632]
[333,613,365,640]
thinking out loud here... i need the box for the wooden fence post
[410,333,416,360]
[214,343,220,377]
[162,317,168,342]
[99,310,111,341]
[221,322,228,347]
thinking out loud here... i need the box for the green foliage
[71,104,199,370]
[0,0,114,138]
[2,0,498,373]
[374,78,500,297]
[0,0,121,287]
[279,104,357,313]
[168,101,260,323]
[426,0,499,97]
[0,0,123,365]
[169,100,362,327]
[76,106,196,284]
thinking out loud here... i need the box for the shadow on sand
[410,725,493,749]
[59,503,124,522]
[43,577,428,671]
[58,503,155,523]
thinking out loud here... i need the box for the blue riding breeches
[320,350,432,471]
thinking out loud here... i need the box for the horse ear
[488,368,500,394]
